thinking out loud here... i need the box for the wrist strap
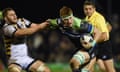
[92,40,96,47]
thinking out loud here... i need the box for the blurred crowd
[27,29,77,63]
[110,13,120,72]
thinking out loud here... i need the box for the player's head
[83,0,96,17]
[3,8,17,24]
[59,6,74,27]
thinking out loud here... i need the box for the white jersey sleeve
[3,25,17,37]
[3,18,31,37]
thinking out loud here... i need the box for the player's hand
[46,19,51,23]
[46,19,58,25]
[39,21,50,29]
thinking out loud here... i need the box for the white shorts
[8,43,34,69]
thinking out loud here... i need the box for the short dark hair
[83,0,96,8]
[2,8,14,18]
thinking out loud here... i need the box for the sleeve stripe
[90,26,94,34]
[88,24,93,33]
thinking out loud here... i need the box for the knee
[99,66,106,72]
[8,66,21,72]
[30,64,51,72]
[70,58,81,70]
[70,51,90,70]
[37,64,51,72]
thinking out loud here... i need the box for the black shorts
[96,40,113,60]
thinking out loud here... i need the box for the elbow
[100,32,108,41]
[107,24,112,32]
[108,26,112,32]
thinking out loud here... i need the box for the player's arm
[79,22,101,48]
[106,21,112,32]
[46,18,62,29]
[14,21,49,37]
[96,17,108,41]
[79,21,101,43]
[14,18,49,37]
[92,26,102,43]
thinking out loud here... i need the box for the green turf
[47,63,72,72]
[0,64,102,72]
[1,62,115,72]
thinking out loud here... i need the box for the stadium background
[0,0,120,72]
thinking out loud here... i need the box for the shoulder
[3,23,16,31]
[2,23,17,37]
[73,16,81,21]
[95,11,105,20]
[72,16,82,28]
[73,16,82,24]
[17,18,32,27]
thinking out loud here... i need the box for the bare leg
[29,60,51,72]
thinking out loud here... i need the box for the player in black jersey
[47,6,104,72]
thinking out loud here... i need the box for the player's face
[84,5,95,17]
[62,16,73,27]
[5,10,17,24]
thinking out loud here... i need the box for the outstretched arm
[93,27,102,43]
[14,21,49,37]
